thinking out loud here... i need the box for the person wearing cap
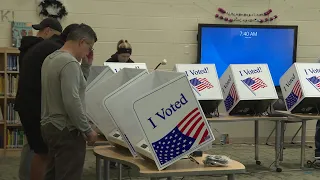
[105,39,134,63]
[16,17,62,180]
[15,23,79,180]
[18,17,62,69]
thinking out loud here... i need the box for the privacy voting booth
[103,62,147,72]
[219,64,278,115]
[102,71,215,170]
[280,63,320,114]
[86,67,149,157]
[87,66,107,84]
[174,64,223,117]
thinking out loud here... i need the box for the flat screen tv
[197,24,298,87]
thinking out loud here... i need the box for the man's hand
[83,130,98,145]
[83,50,94,64]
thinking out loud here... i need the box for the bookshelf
[0,47,21,155]
[0,47,107,156]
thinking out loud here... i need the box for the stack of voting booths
[86,62,215,170]
[280,63,320,113]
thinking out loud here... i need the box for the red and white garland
[215,8,278,23]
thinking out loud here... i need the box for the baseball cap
[32,18,63,33]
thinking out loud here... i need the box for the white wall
[1,0,319,142]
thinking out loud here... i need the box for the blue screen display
[199,27,296,86]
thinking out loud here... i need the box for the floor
[1,143,320,180]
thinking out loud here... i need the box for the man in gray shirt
[41,24,98,179]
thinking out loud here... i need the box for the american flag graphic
[224,83,238,111]
[285,80,303,109]
[307,76,320,90]
[152,107,210,165]
[189,77,213,92]
[241,77,267,91]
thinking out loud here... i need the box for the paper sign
[104,62,147,73]
[174,64,223,101]
[132,74,214,170]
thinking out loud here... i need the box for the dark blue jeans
[315,120,320,157]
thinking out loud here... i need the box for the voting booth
[87,66,107,85]
[280,63,320,113]
[103,62,147,72]
[86,67,149,157]
[174,64,223,117]
[103,71,215,170]
[220,64,278,115]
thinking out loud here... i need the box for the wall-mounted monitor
[197,24,298,87]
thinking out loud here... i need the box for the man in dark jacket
[17,17,63,180]
[18,17,63,68]
[15,23,79,180]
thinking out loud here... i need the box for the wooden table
[276,111,319,169]
[93,145,246,180]
[207,114,288,172]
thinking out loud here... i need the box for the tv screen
[197,24,298,87]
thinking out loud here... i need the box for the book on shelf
[6,102,19,124]
[7,74,18,97]
[11,22,33,48]
[7,54,19,71]
[6,128,24,148]
[0,74,4,96]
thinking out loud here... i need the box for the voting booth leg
[118,164,122,180]
[104,160,110,180]
[280,121,285,162]
[227,174,235,180]
[254,121,261,165]
[96,156,102,180]
[301,120,307,169]
[274,120,282,172]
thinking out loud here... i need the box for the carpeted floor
[1,143,320,180]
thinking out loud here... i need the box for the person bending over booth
[105,39,134,63]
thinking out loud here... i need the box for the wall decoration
[215,8,278,23]
[38,0,68,19]
[11,22,33,48]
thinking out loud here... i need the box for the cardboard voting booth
[87,66,107,85]
[103,71,215,170]
[220,64,278,115]
[86,67,149,157]
[174,64,223,117]
[103,62,147,72]
[280,63,320,113]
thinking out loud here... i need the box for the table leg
[274,120,282,172]
[96,156,102,180]
[227,174,235,180]
[280,121,285,161]
[118,163,122,180]
[103,160,110,180]
[254,120,261,165]
[300,120,307,169]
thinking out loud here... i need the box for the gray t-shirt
[41,50,92,134]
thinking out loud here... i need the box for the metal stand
[274,120,282,172]
[118,164,122,180]
[254,120,261,165]
[301,120,307,169]
[96,156,102,180]
[104,160,110,180]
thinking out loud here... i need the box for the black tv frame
[197,23,298,89]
